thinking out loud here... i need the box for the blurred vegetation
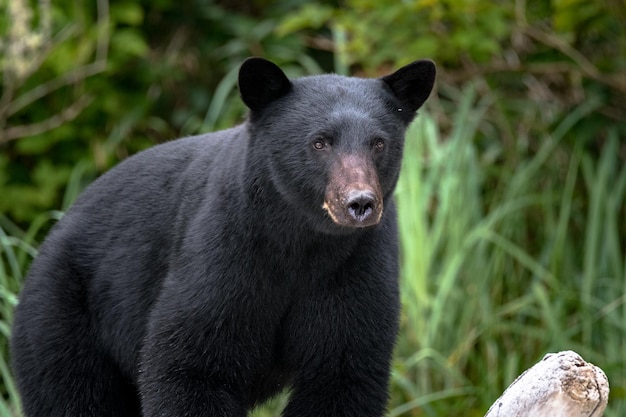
[1,0,625,416]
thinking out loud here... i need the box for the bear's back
[18,125,249,376]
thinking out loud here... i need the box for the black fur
[11,58,436,417]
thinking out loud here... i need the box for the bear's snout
[323,155,383,228]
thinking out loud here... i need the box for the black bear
[11,57,436,417]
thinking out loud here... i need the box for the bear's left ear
[381,59,436,113]
[239,57,292,112]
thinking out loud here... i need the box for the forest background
[0,0,625,416]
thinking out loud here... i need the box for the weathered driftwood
[485,350,609,417]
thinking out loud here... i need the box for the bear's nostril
[346,191,377,222]
[349,201,373,217]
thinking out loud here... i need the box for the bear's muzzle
[323,154,383,228]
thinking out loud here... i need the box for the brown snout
[323,155,383,228]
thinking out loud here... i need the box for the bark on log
[484,350,609,417]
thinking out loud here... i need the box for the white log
[484,350,609,417]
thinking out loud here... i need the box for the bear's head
[238,58,436,234]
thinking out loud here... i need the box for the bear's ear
[381,60,436,113]
[238,57,292,112]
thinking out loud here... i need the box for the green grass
[391,87,625,416]
[1,87,624,416]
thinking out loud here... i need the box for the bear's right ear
[239,57,292,112]
[382,60,437,114]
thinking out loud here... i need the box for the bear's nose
[345,190,377,223]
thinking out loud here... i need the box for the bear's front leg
[282,250,400,417]
[138,280,277,417]
[139,366,247,417]
[139,314,249,417]
[282,351,395,417]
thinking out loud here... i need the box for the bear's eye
[312,138,328,151]
[374,138,385,152]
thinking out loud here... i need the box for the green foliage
[0,0,152,223]
[280,0,626,72]
[392,89,625,415]
[280,1,511,67]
